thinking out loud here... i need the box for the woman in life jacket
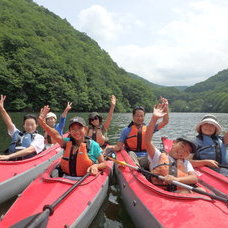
[44,102,72,146]
[188,114,228,176]
[87,95,116,148]
[38,105,107,176]
[0,95,44,161]
[105,97,169,168]
[145,103,198,193]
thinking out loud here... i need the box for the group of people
[0,93,228,193]
[0,94,116,176]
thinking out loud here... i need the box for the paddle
[11,172,90,228]
[218,164,228,169]
[108,156,228,205]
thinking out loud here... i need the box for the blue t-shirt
[55,116,66,135]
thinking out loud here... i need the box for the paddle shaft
[27,172,90,228]
[109,157,228,204]
[218,164,228,169]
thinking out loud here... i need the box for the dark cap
[176,137,196,153]
[89,112,101,119]
[88,112,102,124]
[69,117,86,128]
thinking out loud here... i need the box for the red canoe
[0,159,113,228]
[115,149,228,228]
[0,143,63,204]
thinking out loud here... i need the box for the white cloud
[109,1,228,86]
[78,5,123,43]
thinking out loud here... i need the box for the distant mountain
[186,69,228,93]
[172,86,188,91]
[127,72,164,88]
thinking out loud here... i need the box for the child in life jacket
[38,105,107,176]
[44,102,72,145]
[87,95,116,148]
[0,95,44,161]
[189,114,228,176]
[145,103,198,193]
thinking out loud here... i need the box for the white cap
[46,112,57,120]
[195,114,222,135]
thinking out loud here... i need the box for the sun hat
[176,137,197,153]
[195,114,222,135]
[69,117,86,128]
[46,112,57,120]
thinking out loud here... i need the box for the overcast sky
[33,0,228,86]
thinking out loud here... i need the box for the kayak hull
[0,144,63,203]
[115,149,228,228]
[0,159,113,228]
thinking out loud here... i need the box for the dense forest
[0,0,228,113]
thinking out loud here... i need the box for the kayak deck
[115,149,228,228]
[0,159,113,228]
[0,144,63,203]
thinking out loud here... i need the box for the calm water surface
[1,112,228,227]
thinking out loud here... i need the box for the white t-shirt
[8,125,44,154]
[148,148,194,173]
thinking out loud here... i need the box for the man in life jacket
[106,97,169,167]
[145,103,198,193]
[0,95,44,161]
[44,102,72,145]
[38,105,107,176]
[189,114,228,176]
[87,95,116,148]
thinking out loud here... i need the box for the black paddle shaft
[45,172,90,214]
[137,167,228,205]
[24,172,91,228]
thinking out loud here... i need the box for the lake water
[1,112,228,227]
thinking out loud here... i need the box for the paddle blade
[10,210,49,228]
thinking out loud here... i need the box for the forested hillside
[0,0,159,112]
[0,0,228,113]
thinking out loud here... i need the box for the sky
[33,0,228,86]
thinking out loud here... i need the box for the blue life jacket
[194,135,228,165]
[6,130,37,160]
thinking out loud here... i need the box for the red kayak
[0,143,63,204]
[115,149,228,228]
[162,137,228,195]
[0,159,113,228]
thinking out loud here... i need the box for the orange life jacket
[151,153,188,189]
[60,140,93,177]
[125,124,147,152]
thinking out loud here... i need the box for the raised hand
[39,105,50,121]
[0,95,6,110]
[65,102,72,112]
[153,103,167,119]
[160,97,169,111]
[110,95,116,106]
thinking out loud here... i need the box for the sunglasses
[90,116,99,121]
